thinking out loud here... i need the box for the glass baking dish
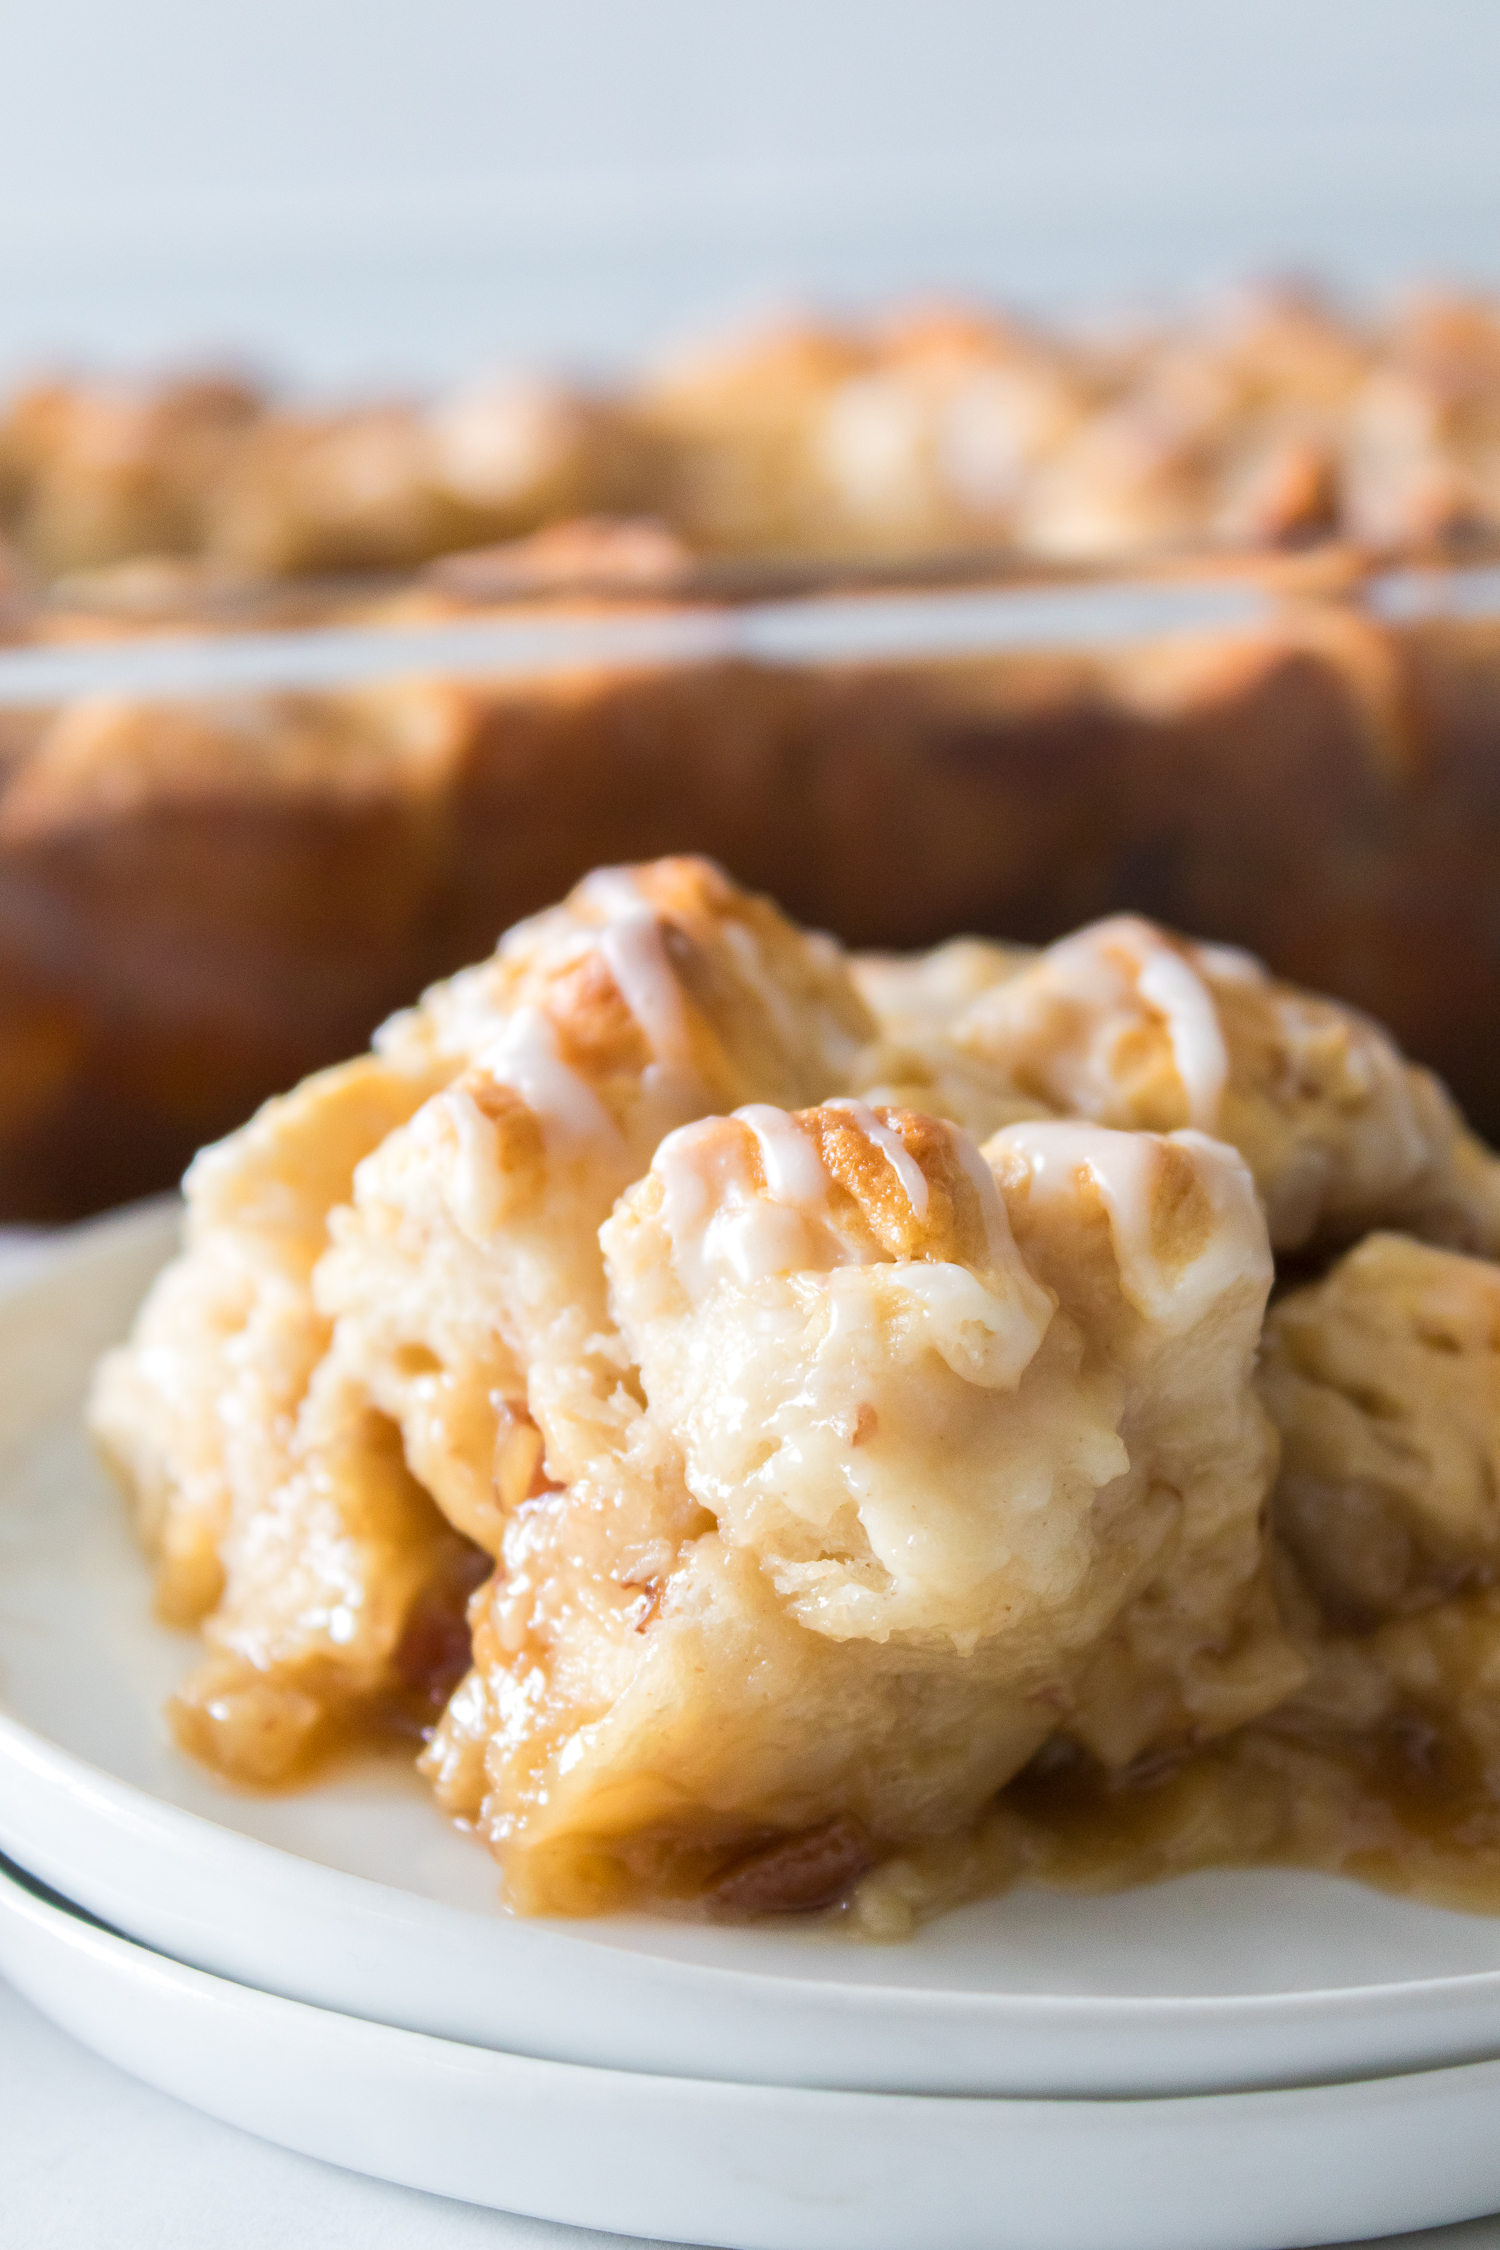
[0,543,1496,1220]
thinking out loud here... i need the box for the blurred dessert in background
[5,283,1500,1226]
[9,284,1500,587]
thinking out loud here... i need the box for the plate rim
[14,1698,1500,2027]
[8,1850,1500,2250]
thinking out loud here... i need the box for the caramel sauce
[390,1532,494,1723]
[988,1701,1500,1918]
[167,1527,493,1791]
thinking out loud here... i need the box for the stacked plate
[7,1204,1500,2250]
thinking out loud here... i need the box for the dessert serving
[89,856,1500,1932]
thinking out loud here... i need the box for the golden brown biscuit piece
[635,303,1111,562]
[848,937,1050,1141]
[168,1363,484,1784]
[851,938,1034,1040]
[201,384,646,576]
[986,1120,1302,1764]
[90,1055,446,1626]
[1016,284,1366,561]
[955,912,1500,1255]
[852,1221,1500,1929]
[0,374,265,574]
[1261,1232,1500,1625]
[632,321,875,556]
[800,312,1094,557]
[420,1106,1286,1914]
[1343,294,1500,549]
[1133,1232,1500,1912]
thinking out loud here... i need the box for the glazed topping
[604,1104,1135,1648]
[959,914,1231,1135]
[1131,940,1229,1131]
[596,909,694,1069]
[991,1118,1268,1324]
[575,863,656,923]
[650,1111,830,1299]
[950,1128,1019,1267]
[480,1007,618,1149]
[826,1097,931,1220]
[736,1102,832,1209]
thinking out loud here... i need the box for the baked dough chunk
[1344,294,1500,550]
[317,855,875,1545]
[954,913,1500,1255]
[633,321,875,556]
[1186,1232,1500,1906]
[1261,1232,1500,1626]
[0,374,264,573]
[88,1052,463,1779]
[202,384,645,576]
[1017,285,1365,560]
[421,1105,1287,1914]
[852,937,1032,1032]
[848,1220,1500,1927]
[848,937,1051,1142]
[90,1054,444,1627]
[986,1121,1302,1763]
[92,857,872,1782]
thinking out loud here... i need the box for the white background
[0,1,1498,380]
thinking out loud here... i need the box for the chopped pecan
[704,1815,880,1918]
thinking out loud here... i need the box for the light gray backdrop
[0,2,1496,382]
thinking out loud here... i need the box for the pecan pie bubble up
[86,861,1500,1930]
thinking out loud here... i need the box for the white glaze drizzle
[576,864,651,921]
[951,1123,1014,1261]
[598,909,695,1067]
[1133,941,1230,1132]
[827,1097,931,1219]
[1006,1120,1163,1312]
[480,1006,618,1147]
[1024,916,1231,1134]
[577,866,710,1118]
[994,1119,1263,1323]
[653,1119,716,1285]
[735,1104,830,1209]
[1195,939,1266,989]
[652,1116,825,1300]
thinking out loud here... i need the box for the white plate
[12,1205,1500,2099]
[7,1849,1500,2250]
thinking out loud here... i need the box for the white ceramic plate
[7,1849,1500,2250]
[12,1204,1500,2099]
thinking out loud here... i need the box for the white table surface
[3,1222,1500,2250]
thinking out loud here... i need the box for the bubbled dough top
[602,1099,1275,1674]
[954,911,1500,1257]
